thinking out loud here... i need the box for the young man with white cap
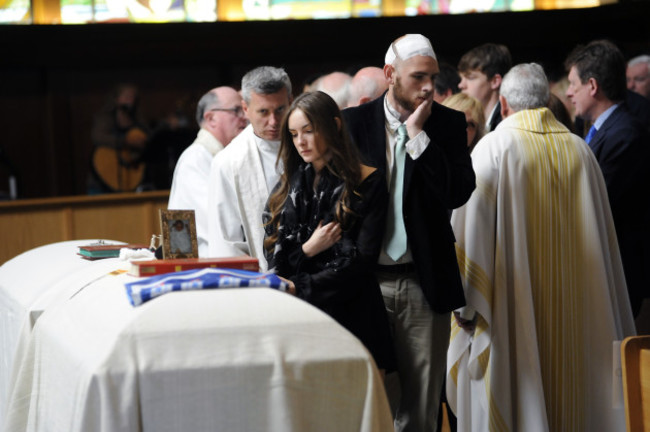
[342,34,475,432]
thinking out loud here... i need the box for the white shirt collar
[486,102,499,130]
[252,131,280,152]
[383,95,404,134]
[196,128,224,156]
[593,103,620,130]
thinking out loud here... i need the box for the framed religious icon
[159,209,198,259]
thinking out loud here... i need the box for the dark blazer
[342,95,476,313]
[487,100,503,132]
[626,89,650,133]
[589,104,650,316]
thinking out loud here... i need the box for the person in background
[436,90,484,432]
[547,92,574,131]
[168,86,248,257]
[347,66,388,107]
[458,43,512,133]
[442,93,485,152]
[627,54,650,99]
[301,72,325,93]
[342,34,475,432]
[263,91,396,373]
[88,83,149,194]
[433,62,461,104]
[549,74,576,124]
[313,71,353,109]
[565,39,650,319]
[448,62,635,432]
[139,95,195,191]
[208,66,292,270]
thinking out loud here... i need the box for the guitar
[92,127,148,192]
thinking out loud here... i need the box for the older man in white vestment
[168,87,247,256]
[447,63,636,432]
[208,67,292,270]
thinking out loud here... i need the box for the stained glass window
[0,0,608,24]
[0,0,31,23]
[404,0,535,14]
[242,0,381,19]
[58,0,216,23]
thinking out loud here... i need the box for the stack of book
[78,244,149,260]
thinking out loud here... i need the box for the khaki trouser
[378,270,451,432]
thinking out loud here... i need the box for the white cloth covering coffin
[4,261,392,432]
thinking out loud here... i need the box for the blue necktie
[385,124,408,261]
[585,125,597,144]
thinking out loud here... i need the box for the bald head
[347,67,388,107]
[313,71,352,109]
[197,86,248,146]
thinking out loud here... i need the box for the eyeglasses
[210,106,244,116]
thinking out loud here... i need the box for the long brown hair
[264,91,362,251]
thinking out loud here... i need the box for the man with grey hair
[342,34,475,432]
[627,54,650,99]
[447,63,635,432]
[347,66,388,107]
[168,86,247,257]
[207,66,292,270]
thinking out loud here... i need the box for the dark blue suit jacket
[589,104,650,315]
[342,95,475,313]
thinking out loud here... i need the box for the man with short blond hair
[343,34,475,432]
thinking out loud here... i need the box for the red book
[129,256,260,277]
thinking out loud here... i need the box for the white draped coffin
[1,242,392,432]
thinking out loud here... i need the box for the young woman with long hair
[263,91,395,372]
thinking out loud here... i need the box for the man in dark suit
[565,40,650,318]
[574,89,650,136]
[342,34,475,432]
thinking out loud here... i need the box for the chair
[621,335,650,431]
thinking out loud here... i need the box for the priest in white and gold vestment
[447,63,636,432]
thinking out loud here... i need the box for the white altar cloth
[3,247,392,432]
[0,240,124,425]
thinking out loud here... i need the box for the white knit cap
[385,34,437,65]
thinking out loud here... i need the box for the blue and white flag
[125,268,288,306]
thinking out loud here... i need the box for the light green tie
[386,124,408,261]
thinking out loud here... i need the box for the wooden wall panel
[70,201,166,245]
[0,209,68,259]
[0,191,169,265]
